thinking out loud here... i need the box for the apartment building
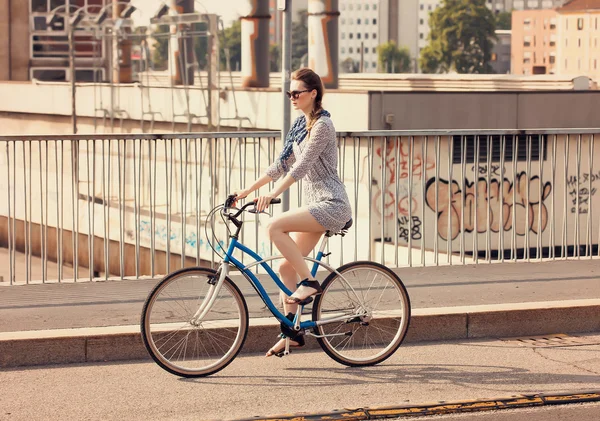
[511,9,559,75]
[556,0,600,80]
[268,0,308,45]
[338,0,393,72]
[491,30,512,74]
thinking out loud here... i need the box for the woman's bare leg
[278,231,324,315]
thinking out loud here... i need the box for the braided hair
[291,68,325,132]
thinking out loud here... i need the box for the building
[491,30,512,73]
[338,0,395,73]
[511,9,559,75]
[399,0,568,73]
[556,0,600,81]
[0,1,30,81]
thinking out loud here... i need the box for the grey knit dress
[266,115,352,232]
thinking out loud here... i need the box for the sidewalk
[0,254,599,368]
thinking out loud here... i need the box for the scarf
[278,109,331,173]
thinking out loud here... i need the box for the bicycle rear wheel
[312,261,411,367]
[141,267,248,378]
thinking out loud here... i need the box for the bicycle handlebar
[224,195,281,220]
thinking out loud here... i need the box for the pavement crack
[531,347,600,376]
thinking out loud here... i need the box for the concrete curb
[1,299,599,368]
[227,390,600,421]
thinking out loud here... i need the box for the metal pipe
[281,2,292,212]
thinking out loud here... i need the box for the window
[349,47,353,53]
[357,3,362,10]
[549,55,555,64]
[594,59,597,70]
[372,61,377,68]
[341,18,346,24]
[491,53,498,62]
[578,38,581,47]
[350,18,354,24]
[428,5,432,10]
[365,4,369,10]
[373,4,377,10]
[524,36,531,47]
[373,18,377,24]
[341,47,346,53]
[365,33,369,39]
[451,135,547,164]
[349,33,353,39]
[578,17,584,30]
[420,33,424,39]
[349,4,353,10]
[341,4,345,11]
[357,47,361,53]
[566,18,568,30]
[373,32,377,39]
[341,33,346,39]
[420,19,424,25]
[420,4,424,10]
[357,33,361,39]
[565,58,568,69]
[550,18,556,29]
[357,18,361,24]
[565,38,568,47]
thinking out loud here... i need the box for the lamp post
[47,6,87,134]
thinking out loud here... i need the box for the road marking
[230,391,600,421]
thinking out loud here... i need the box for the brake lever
[248,207,272,216]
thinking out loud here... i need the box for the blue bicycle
[141,196,411,377]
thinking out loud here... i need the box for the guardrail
[1,129,598,284]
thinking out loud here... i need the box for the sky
[130,0,249,27]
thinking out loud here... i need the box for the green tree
[270,44,281,72]
[219,20,242,70]
[496,11,512,30]
[340,57,359,73]
[151,25,169,70]
[419,0,497,74]
[377,41,411,73]
[292,9,308,69]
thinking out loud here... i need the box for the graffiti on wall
[425,172,552,241]
[372,139,435,223]
[126,219,272,259]
[566,171,600,214]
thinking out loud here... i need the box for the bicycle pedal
[297,296,314,306]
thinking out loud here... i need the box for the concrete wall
[369,91,600,130]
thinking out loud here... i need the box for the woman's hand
[232,189,251,206]
[254,194,276,213]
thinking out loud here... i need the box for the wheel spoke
[142,270,248,377]
[314,264,410,366]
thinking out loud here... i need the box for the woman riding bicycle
[234,68,352,357]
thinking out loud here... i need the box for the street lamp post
[47,6,86,134]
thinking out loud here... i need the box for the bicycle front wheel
[141,267,248,378]
[312,261,411,367]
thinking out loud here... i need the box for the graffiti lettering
[471,164,503,176]
[425,172,552,241]
[566,171,600,188]
[398,216,422,242]
[570,187,597,214]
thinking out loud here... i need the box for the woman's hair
[291,68,325,131]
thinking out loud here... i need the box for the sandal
[265,333,305,357]
[284,279,323,305]
[265,312,305,357]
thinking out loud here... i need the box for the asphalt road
[1,335,599,421]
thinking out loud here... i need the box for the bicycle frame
[221,235,331,330]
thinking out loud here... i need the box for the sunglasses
[286,89,310,100]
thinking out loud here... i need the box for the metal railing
[1,129,599,285]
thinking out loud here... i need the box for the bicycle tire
[312,261,411,367]
[141,267,249,378]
